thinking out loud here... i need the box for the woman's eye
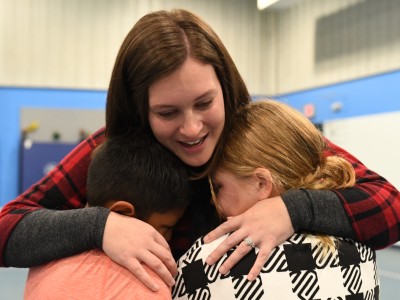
[158,110,177,118]
[196,99,213,109]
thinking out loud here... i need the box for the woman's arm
[4,207,109,266]
[0,128,106,267]
[324,138,400,248]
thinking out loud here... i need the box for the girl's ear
[253,167,273,199]
[108,201,135,217]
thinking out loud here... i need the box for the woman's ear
[108,201,135,217]
[253,167,273,199]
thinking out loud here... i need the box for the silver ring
[244,237,256,249]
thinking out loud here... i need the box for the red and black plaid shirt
[1,127,399,267]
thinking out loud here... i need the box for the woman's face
[148,57,225,167]
[212,169,262,217]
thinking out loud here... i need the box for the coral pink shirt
[25,249,172,300]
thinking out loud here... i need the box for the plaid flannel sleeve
[325,138,400,249]
[0,127,106,266]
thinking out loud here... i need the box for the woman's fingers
[148,236,178,280]
[206,232,275,281]
[247,247,273,280]
[140,248,177,287]
[124,259,161,292]
[216,240,252,275]
[205,220,243,264]
[102,212,177,291]
[153,233,178,277]
[203,217,239,243]
[204,197,294,280]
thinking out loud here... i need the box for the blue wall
[273,69,400,124]
[1,69,400,205]
[0,87,106,205]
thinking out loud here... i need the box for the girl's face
[148,57,225,167]
[212,169,262,217]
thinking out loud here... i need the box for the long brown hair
[105,9,250,169]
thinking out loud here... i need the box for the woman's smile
[148,57,225,167]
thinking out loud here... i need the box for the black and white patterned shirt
[172,233,379,300]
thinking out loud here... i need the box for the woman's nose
[179,113,202,137]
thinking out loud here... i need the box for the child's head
[87,131,190,241]
[209,100,356,218]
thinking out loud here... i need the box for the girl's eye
[212,182,221,194]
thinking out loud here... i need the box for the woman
[173,100,379,299]
[0,9,398,292]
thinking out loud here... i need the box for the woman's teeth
[183,137,204,146]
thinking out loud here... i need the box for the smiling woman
[148,57,225,167]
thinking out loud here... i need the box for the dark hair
[87,131,189,220]
[105,9,250,173]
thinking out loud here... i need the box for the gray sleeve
[282,189,355,239]
[4,207,110,267]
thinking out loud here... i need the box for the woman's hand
[203,196,294,281]
[102,212,177,291]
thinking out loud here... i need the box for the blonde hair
[210,100,356,249]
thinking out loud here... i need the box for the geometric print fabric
[172,233,380,300]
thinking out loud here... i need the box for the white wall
[268,0,400,94]
[324,111,400,190]
[2,0,400,95]
[0,0,268,93]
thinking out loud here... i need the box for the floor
[1,246,399,299]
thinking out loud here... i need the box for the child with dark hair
[25,132,190,299]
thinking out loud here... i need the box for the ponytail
[298,156,356,190]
